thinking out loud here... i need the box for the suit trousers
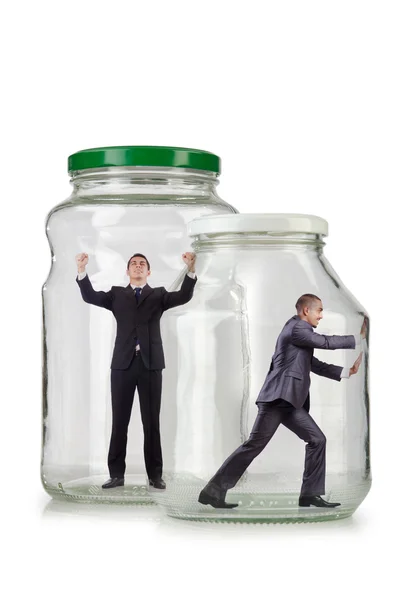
[108,351,163,480]
[204,399,326,499]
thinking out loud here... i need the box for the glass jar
[41,146,237,504]
[154,213,371,522]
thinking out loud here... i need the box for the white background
[1,1,396,598]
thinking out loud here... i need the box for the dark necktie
[134,287,142,350]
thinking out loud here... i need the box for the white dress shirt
[77,270,197,351]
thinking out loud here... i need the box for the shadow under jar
[153,213,371,523]
[41,146,237,504]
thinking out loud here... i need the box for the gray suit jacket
[256,315,356,410]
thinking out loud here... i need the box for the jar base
[168,505,356,524]
[155,476,371,523]
[42,473,155,505]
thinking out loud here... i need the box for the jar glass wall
[41,146,237,504]
[154,214,371,522]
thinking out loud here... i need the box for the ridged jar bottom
[153,473,371,524]
[42,471,154,505]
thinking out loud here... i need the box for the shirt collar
[130,282,147,290]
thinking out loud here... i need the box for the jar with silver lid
[154,213,370,523]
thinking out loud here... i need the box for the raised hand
[360,317,368,339]
[349,352,363,377]
[76,253,89,272]
[182,252,196,272]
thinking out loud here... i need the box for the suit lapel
[124,285,137,311]
[137,284,153,306]
[125,283,154,307]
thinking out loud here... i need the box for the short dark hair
[127,253,151,271]
[295,293,321,313]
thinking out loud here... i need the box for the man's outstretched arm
[292,320,360,350]
[311,356,343,381]
[311,353,363,381]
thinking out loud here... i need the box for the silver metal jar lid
[188,213,328,237]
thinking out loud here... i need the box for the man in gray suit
[199,293,366,509]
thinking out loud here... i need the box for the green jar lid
[68,146,221,174]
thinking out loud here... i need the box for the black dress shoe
[102,477,125,489]
[198,490,238,509]
[149,478,166,490]
[299,495,341,508]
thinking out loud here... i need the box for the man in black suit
[75,251,197,490]
[199,294,366,509]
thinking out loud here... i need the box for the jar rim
[68,146,221,175]
[188,213,328,236]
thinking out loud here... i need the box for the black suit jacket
[76,273,197,370]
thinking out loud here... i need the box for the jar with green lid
[41,146,237,504]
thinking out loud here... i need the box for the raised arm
[161,251,197,311]
[291,320,356,350]
[161,272,197,311]
[75,253,113,311]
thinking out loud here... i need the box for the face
[304,299,323,327]
[126,257,150,282]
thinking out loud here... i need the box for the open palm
[349,352,363,376]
